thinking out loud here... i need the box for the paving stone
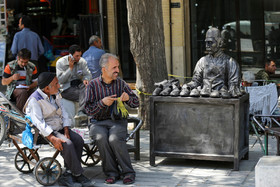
[0,130,277,186]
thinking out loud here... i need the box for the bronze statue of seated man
[186,27,243,98]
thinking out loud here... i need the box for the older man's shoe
[58,172,82,187]
[74,174,95,187]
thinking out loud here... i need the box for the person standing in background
[11,15,44,73]
[82,35,105,79]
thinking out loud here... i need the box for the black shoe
[210,90,220,98]
[189,88,200,97]
[159,86,172,96]
[75,174,95,187]
[179,84,190,97]
[170,84,181,97]
[152,85,163,96]
[200,86,211,97]
[58,172,82,187]
[170,87,181,96]
[220,87,231,99]
[154,79,168,87]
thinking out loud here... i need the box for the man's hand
[47,134,66,151]
[120,92,129,102]
[83,80,89,86]
[102,94,118,106]
[12,73,20,81]
[68,56,75,70]
[64,127,70,139]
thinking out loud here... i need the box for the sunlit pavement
[0,129,278,187]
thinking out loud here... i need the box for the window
[190,0,280,74]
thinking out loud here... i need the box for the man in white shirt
[24,72,94,187]
[56,45,92,122]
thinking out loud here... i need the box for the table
[150,94,249,170]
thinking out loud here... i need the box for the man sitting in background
[255,59,276,85]
[56,44,92,121]
[2,48,38,111]
[82,35,105,79]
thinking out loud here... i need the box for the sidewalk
[0,129,278,187]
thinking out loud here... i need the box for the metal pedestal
[150,94,249,170]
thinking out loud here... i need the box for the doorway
[116,0,136,81]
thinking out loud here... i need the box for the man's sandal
[123,174,135,185]
[105,176,118,184]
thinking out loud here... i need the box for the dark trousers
[12,88,35,112]
[53,129,84,175]
[61,84,86,114]
[89,119,135,177]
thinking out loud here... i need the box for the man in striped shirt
[2,48,38,111]
[85,53,139,185]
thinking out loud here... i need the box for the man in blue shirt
[11,15,44,71]
[82,35,105,79]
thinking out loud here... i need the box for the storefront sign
[171,2,180,8]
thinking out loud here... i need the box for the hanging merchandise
[0,0,8,35]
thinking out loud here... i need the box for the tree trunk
[127,0,168,129]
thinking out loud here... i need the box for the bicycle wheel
[0,114,7,146]
[33,157,62,186]
[81,143,101,166]
[14,147,40,173]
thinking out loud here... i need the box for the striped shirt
[85,76,139,120]
[3,64,38,85]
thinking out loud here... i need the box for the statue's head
[205,27,222,55]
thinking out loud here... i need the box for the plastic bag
[22,119,33,149]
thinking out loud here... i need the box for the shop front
[1,0,105,74]
[189,0,280,77]
[2,1,280,83]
